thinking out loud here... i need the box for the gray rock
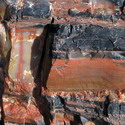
[80,116,88,125]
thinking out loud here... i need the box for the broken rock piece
[6,0,52,19]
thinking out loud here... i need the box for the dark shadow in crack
[70,114,82,125]
[0,68,5,125]
[1,21,12,77]
[103,95,110,117]
[0,24,9,124]
[30,23,59,125]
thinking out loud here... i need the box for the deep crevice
[31,24,53,125]
[103,95,110,117]
[31,20,59,124]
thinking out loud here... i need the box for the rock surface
[0,0,125,125]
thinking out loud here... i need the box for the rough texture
[0,0,125,125]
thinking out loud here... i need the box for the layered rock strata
[0,0,125,125]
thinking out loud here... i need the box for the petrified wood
[0,0,125,125]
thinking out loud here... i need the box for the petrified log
[0,0,125,125]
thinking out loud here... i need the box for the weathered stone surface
[1,0,125,21]
[2,90,125,124]
[0,0,52,20]
[53,24,125,52]
[8,24,45,94]
[0,0,125,125]
[48,24,125,91]
[0,20,123,124]
[7,22,125,93]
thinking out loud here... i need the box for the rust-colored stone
[0,0,125,124]
[47,58,125,91]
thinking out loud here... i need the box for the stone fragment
[45,24,125,91]
[23,0,52,19]
[68,8,80,16]
[80,116,88,125]
[53,96,64,108]
[5,0,52,19]
[8,24,45,93]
